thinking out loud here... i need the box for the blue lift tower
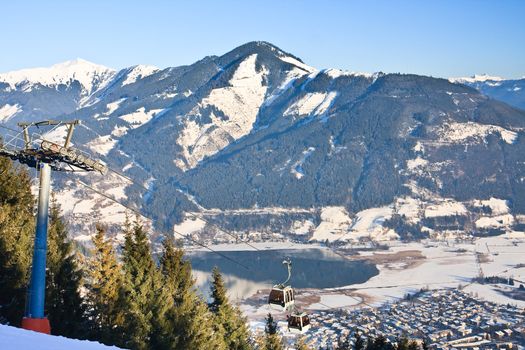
[0,120,106,333]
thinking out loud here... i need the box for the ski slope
[0,324,122,350]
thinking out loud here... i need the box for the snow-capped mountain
[1,42,524,244]
[0,59,116,123]
[450,74,525,110]
[0,58,115,94]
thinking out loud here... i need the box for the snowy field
[344,233,525,308]
[237,233,525,323]
[0,324,122,350]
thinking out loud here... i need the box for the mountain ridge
[1,42,524,245]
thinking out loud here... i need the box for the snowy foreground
[0,324,122,350]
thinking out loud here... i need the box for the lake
[188,247,379,300]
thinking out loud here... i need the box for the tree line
[0,153,256,349]
[1,153,430,350]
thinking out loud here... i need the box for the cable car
[268,258,295,311]
[287,311,311,334]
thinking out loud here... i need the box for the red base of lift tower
[21,317,51,334]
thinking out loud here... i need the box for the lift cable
[75,179,251,271]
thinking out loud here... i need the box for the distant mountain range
[1,42,524,244]
[449,74,525,110]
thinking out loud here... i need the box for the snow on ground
[175,54,268,170]
[337,235,525,308]
[173,215,207,235]
[86,135,117,156]
[350,206,396,240]
[395,197,422,223]
[284,92,337,117]
[291,220,315,235]
[424,199,467,217]
[263,68,305,107]
[309,205,397,242]
[310,207,352,242]
[121,65,158,86]
[475,214,514,229]
[103,98,127,116]
[471,197,509,215]
[199,206,315,216]
[435,121,518,145]
[0,103,21,121]
[323,68,375,79]
[449,74,504,84]
[0,58,116,93]
[0,324,121,350]
[111,125,128,137]
[279,55,316,73]
[406,156,428,170]
[291,147,315,179]
[119,107,162,129]
[52,175,135,242]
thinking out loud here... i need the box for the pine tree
[45,195,86,338]
[173,290,227,350]
[0,155,34,325]
[153,237,227,350]
[262,313,283,350]
[354,332,365,350]
[396,335,409,350]
[337,335,351,350]
[407,340,420,350]
[85,224,125,346]
[119,216,157,350]
[209,266,252,350]
[209,266,227,313]
[296,336,312,350]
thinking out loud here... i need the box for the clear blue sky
[1,0,524,78]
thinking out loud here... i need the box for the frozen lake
[188,247,378,300]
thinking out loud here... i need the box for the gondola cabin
[268,285,295,311]
[287,312,311,334]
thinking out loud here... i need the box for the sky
[0,0,524,79]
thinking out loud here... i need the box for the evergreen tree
[85,224,125,346]
[373,335,393,350]
[45,195,86,338]
[154,237,226,350]
[209,266,227,313]
[421,340,429,350]
[0,154,34,325]
[354,332,365,350]
[173,290,227,350]
[396,335,409,350]
[296,336,312,350]
[119,216,157,350]
[337,335,351,350]
[209,266,252,350]
[262,313,283,350]
[407,340,420,350]
[365,336,375,350]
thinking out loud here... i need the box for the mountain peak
[449,73,505,84]
[0,58,116,93]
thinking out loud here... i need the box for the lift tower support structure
[0,120,107,334]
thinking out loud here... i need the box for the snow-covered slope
[450,74,525,110]
[0,324,122,350]
[449,74,505,84]
[1,41,524,245]
[0,58,116,94]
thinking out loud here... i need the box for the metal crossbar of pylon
[0,120,106,334]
